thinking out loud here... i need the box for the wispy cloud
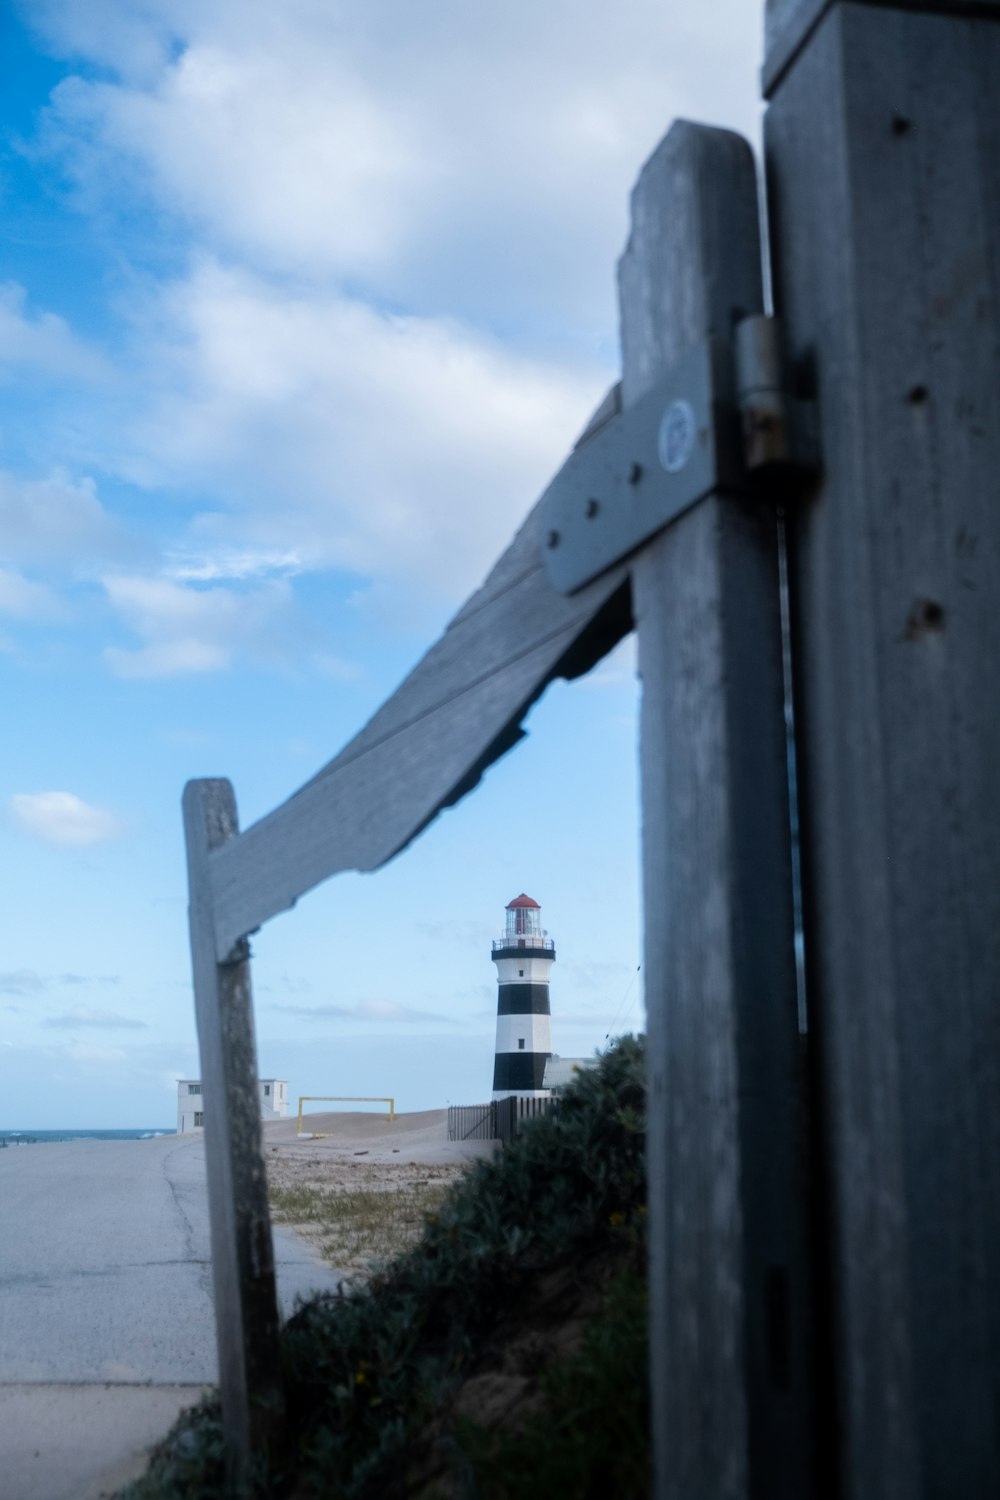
[0,970,46,997]
[104,635,229,679]
[0,568,70,623]
[0,281,109,384]
[163,546,304,583]
[10,791,125,847]
[101,570,349,679]
[272,998,451,1025]
[0,970,119,995]
[0,468,136,572]
[43,1007,146,1030]
[63,1042,129,1063]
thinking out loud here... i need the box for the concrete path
[0,1132,342,1500]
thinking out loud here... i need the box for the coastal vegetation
[118,1035,648,1500]
[269,1168,460,1273]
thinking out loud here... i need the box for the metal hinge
[541,315,818,595]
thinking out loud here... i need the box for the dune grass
[269,1180,455,1271]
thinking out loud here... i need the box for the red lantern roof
[506,893,540,909]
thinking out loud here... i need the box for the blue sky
[1,2,761,1127]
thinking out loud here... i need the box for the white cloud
[0,970,119,995]
[10,791,125,846]
[273,998,450,1025]
[10,0,762,648]
[43,1007,146,1030]
[163,545,303,583]
[112,262,602,602]
[0,281,108,383]
[104,636,228,679]
[101,570,333,678]
[0,970,46,996]
[0,469,133,571]
[0,568,69,622]
[18,0,189,85]
[31,2,761,322]
[47,40,422,281]
[0,472,140,641]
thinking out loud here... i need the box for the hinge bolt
[628,462,643,485]
[585,498,600,519]
[546,529,560,549]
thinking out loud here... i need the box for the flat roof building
[176,1078,288,1134]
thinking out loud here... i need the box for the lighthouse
[491,894,555,1099]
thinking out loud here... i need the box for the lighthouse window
[518,1038,525,1050]
[194,1112,204,1127]
[518,969,524,976]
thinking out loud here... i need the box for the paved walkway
[0,1132,342,1500]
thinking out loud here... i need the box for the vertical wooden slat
[183,778,284,1490]
[619,122,809,1498]
[764,0,1000,96]
[765,4,1000,1494]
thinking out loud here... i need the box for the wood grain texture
[620,122,809,1498]
[208,500,630,960]
[764,0,1000,95]
[183,779,284,1487]
[766,5,1000,1494]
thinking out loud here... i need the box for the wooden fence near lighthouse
[182,1,1000,1494]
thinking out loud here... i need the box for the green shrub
[451,1263,650,1500]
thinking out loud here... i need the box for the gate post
[183,778,284,1490]
[619,123,810,1497]
[764,3,1000,1495]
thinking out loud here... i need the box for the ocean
[0,1128,175,1146]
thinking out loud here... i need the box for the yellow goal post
[296,1095,396,1135]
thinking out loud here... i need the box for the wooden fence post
[619,123,810,1497]
[764,3,1000,1494]
[183,778,284,1491]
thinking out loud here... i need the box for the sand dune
[263,1107,496,1166]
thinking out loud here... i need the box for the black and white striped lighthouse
[491,894,554,1099]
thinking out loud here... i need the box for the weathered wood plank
[183,779,284,1489]
[210,498,630,960]
[620,122,809,1498]
[765,3,1000,1494]
[763,0,1000,95]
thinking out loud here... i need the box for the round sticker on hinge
[658,399,696,474]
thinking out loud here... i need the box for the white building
[542,1056,597,1091]
[176,1078,289,1134]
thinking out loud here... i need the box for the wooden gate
[183,1,1000,1493]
